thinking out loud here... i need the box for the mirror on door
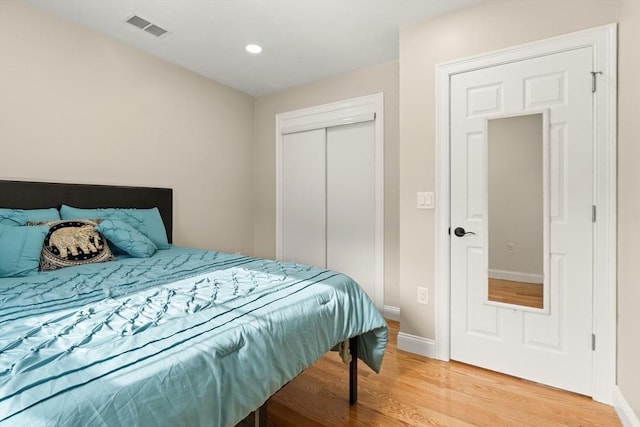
[487,113,547,310]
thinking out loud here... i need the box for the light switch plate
[417,191,435,209]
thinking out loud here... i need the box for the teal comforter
[0,247,388,426]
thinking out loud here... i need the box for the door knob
[454,227,476,237]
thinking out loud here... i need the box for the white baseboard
[488,268,543,284]
[383,305,400,322]
[397,332,437,358]
[614,385,640,427]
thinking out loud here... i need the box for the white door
[450,48,594,395]
[280,120,378,302]
[327,121,376,299]
[281,128,326,267]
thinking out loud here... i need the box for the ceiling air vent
[144,24,168,38]
[125,15,169,38]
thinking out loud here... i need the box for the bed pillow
[25,208,61,222]
[0,209,27,226]
[38,220,114,271]
[95,218,157,258]
[60,205,169,249]
[0,224,50,277]
[0,208,61,226]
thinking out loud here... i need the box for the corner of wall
[614,386,640,427]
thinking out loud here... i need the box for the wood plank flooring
[240,321,619,426]
[488,278,543,309]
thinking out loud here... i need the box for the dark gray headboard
[0,180,173,243]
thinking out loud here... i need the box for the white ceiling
[28,0,478,97]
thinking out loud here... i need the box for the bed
[0,180,388,427]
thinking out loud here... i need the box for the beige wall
[616,0,640,419]
[399,0,638,418]
[399,0,617,338]
[253,61,400,308]
[0,1,255,255]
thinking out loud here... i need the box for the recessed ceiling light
[245,44,263,54]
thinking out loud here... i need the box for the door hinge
[592,333,596,351]
[591,71,603,93]
[592,205,596,222]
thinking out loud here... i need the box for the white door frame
[275,93,385,311]
[435,25,617,403]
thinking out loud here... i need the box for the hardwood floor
[488,278,543,309]
[241,321,619,426]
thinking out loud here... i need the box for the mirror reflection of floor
[488,278,543,309]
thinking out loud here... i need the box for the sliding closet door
[281,129,326,267]
[326,121,376,298]
[277,93,383,309]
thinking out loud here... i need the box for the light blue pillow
[0,208,60,226]
[95,218,157,258]
[0,224,49,277]
[0,209,26,226]
[60,205,169,249]
[24,208,61,223]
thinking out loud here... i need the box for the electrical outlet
[417,287,429,305]
[507,243,515,254]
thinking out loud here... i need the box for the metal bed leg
[349,336,358,405]
[254,400,267,427]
